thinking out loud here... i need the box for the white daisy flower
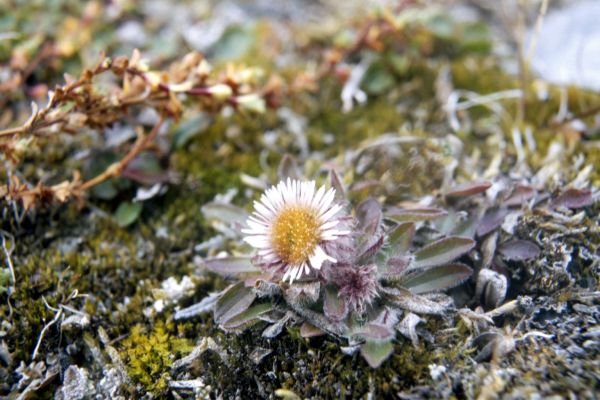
[242,179,350,284]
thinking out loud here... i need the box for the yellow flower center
[271,205,320,265]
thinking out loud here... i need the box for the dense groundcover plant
[181,158,595,369]
[194,175,481,368]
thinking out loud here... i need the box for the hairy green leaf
[402,263,473,294]
[222,303,273,330]
[360,340,394,368]
[413,236,474,268]
[214,282,256,324]
[204,257,260,277]
[201,202,248,224]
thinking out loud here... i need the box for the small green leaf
[413,236,474,268]
[201,202,248,225]
[460,22,491,53]
[386,207,447,222]
[360,340,394,368]
[425,14,454,39]
[114,202,142,227]
[222,302,273,330]
[388,222,415,255]
[214,282,256,324]
[211,25,256,61]
[353,324,393,340]
[324,285,347,322]
[203,257,260,277]
[92,180,118,200]
[172,113,213,149]
[402,263,473,294]
[299,322,325,338]
[362,63,395,95]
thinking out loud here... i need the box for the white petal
[319,203,342,221]
[245,220,269,233]
[282,266,292,283]
[318,188,336,214]
[311,186,326,209]
[243,235,271,249]
[319,219,341,231]
[309,245,335,270]
[254,202,274,220]
[296,263,307,281]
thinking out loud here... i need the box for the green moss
[191,318,469,398]
[121,321,193,395]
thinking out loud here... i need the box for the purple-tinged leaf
[402,263,473,294]
[122,167,174,185]
[358,235,385,260]
[445,181,492,198]
[503,185,536,207]
[324,285,348,322]
[388,222,415,255]
[353,324,393,340]
[202,202,248,225]
[476,207,509,237]
[550,188,593,209]
[300,322,325,338]
[329,169,346,201]
[383,255,412,278]
[386,207,447,222]
[221,303,273,330]
[214,282,256,324]
[360,340,394,368]
[498,240,540,261]
[372,307,400,330]
[382,287,448,315]
[349,180,380,193]
[356,198,383,236]
[277,154,301,181]
[204,257,260,277]
[413,237,475,268]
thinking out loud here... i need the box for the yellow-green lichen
[121,322,193,395]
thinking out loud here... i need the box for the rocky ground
[0,1,599,399]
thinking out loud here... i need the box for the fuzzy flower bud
[335,264,378,314]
